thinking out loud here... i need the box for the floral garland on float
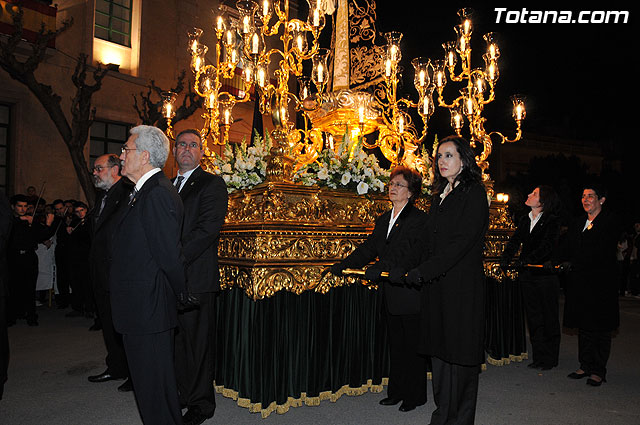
[209,131,433,195]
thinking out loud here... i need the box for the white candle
[317,63,324,83]
[313,9,320,27]
[385,59,391,77]
[263,0,269,16]
[252,33,259,54]
[419,70,425,87]
[243,16,250,33]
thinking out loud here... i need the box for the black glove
[330,263,346,276]
[364,266,383,282]
[558,261,572,273]
[177,292,200,312]
[388,267,407,285]
[405,268,424,286]
[512,259,525,271]
[542,260,555,272]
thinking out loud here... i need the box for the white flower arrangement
[293,135,390,195]
[209,131,271,192]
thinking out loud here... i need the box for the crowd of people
[1,125,228,425]
[0,127,636,424]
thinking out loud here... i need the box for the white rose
[222,163,232,174]
[357,181,369,195]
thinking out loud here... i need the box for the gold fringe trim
[485,352,528,366]
[215,378,389,419]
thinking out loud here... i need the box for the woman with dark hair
[394,135,489,425]
[501,185,562,370]
[561,183,620,387]
[330,166,428,412]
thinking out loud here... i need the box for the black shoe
[567,371,589,379]
[182,406,214,425]
[399,402,416,412]
[88,323,102,331]
[117,378,133,392]
[586,376,606,387]
[65,310,83,318]
[88,370,126,383]
[379,397,402,406]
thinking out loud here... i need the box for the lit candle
[515,104,523,120]
[313,9,320,27]
[489,44,496,59]
[216,16,224,32]
[164,103,172,119]
[317,63,324,83]
[224,109,230,125]
[419,70,426,87]
[459,36,466,51]
[358,106,365,124]
[252,33,259,54]
[447,51,455,67]
[466,98,473,115]
[208,93,215,109]
[423,97,429,115]
[390,45,398,62]
[436,71,444,87]
[257,68,265,87]
[328,134,334,150]
[243,16,250,33]
[191,40,198,55]
[231,49,237,63]
[385,59,391,77]
[194,57,202,72]
[464,19,471,35]
[398,115,404,134]
[488,63,496,80]
[297,35,303,51]
[262,0,269,17]
[226,30,233,45]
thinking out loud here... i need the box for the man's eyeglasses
[92,164,115,172]
[388,182,408,189]
[176,141,201,150]
[121,146,138,154]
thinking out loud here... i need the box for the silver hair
[130,125,169,168]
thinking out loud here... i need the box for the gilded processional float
[163,0,526,418]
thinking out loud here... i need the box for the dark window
[89,121,131,167]
[95,0,132,47]
[0,104,10,193]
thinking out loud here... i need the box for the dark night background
[372,2,637,226]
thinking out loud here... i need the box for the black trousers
[578,329,612,379]
[7,252,38,322]
[430,357,480,425]
[175,292,217,416]
[93,287,128,377]
[520,274,561,366]
[69,260,92,313]
[123,330,182,425]
[386,312,427,406]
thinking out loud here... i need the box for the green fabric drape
[214,284,389,416]
[484,276,528,365]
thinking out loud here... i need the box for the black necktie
[96,193,107,222]
[175,175,185,192]
[128,188,138,205]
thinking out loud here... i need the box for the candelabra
[241,0,327,181]
[430,8,525,177]
[162,8,255,154]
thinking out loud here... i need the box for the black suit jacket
[89,178,133,292]
[415,182,489,366]
[338,203,427,315]
[109,171,186,335]
[173,167,228,293]
[501,212,561,273]
[562,210,620,331]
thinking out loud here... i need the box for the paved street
[2,295,640,424]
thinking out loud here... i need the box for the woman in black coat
[397,135,489,425]
[501,185,562,370]
[562,183,620,387]
[330,166,428,412]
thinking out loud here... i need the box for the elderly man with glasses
[110,125,196,425]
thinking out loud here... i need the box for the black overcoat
[338,203,427,315]
[501,212,561,270]
[109,171,186,335]
[416,182,489,366]
[562,210,620,331]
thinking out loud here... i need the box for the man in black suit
[111,125,191,424]
[86,154,132,392]
[0,193,13,400]
[172,129,228,425]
